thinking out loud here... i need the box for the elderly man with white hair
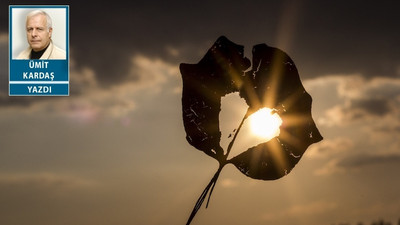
[17,10,66,59]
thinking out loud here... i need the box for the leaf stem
[185,108,250,225]
[186,164,223,225]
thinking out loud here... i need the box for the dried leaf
[230,43,323,180]
[180,36,250,161]
[180,36,323,224]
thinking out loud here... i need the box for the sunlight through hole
[249,108,282,139]
[220,93,283,158]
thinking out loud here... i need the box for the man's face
[26,14,52,52]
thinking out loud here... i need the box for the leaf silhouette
[180,36,323,224]
[229,43,323,180]
[180,36,251,162]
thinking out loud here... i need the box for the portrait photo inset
[13,9,66,60]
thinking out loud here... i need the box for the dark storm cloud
[351,98,391,116]
[1,0,400,87]
[335,97,395,123]
[337,154,400,169]
[294,1,400,78]
[315,75,400,126]
[318,153,400,175]
[66,0,283,85]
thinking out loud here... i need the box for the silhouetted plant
[180,36,323,225]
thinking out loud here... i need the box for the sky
[1,0,400,225]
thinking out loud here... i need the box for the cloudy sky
[1,1,400,225]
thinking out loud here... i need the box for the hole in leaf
[219,93,283,159]
[219,92,248,154]
[248,107,282,139]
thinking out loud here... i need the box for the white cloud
[304,74,400,176]
[70,60,99,92]
[343,76,400,99]
[314,159,344,176]
[305,74,400,102]
[306,137,353,159]
[66,54,180,121]
[1,54,180,123]
[128,54,179,93]
[314,75,400,127]
[318,105,346,127]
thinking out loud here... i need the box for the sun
[249,108,282,139]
